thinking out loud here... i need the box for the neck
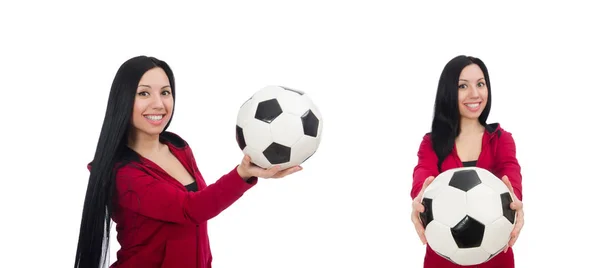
[459,117,484,135]
[128,131,163,157]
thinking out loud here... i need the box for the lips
[464,102,481,112]
[144,114,164,121]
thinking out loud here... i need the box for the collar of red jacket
[87,131,187,171]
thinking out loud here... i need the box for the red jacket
[411,123,523,268]
[89,132,257,268]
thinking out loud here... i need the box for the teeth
[466,103,480,108]
[145,115,163,121]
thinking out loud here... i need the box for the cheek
[481,88,489,102]
[457,90,467,102]
[132,101,145,115]
[164,98,174,112]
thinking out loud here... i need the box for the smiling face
[457,64,488,120]
[130,67,173,138]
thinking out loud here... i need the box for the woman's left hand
[501,175,524,253]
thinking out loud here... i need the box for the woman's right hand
[237,155,302,180]
[411,176,435,245]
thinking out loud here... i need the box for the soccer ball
[419,167,516,266]
[235,85,323,170]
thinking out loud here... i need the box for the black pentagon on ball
[281,86,304,95]
[500,192,516,224]
[255,98,282,123]
[419,198,434,228]
[263,142,291,164]
[451,215,485,248]
[449,170,481,192]
[235,125,246,150]
[301,109,319,137]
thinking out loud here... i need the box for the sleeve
[495,130,523,201]
[115,164,256,224]
[411,134,440,199]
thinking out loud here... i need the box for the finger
[262,165,282,178]
[416,224,427,244]
[513,212,525,235]
[502,175,515,195]
[415,176,435,201]
[508,233,519,247]
[510,199,523,210]
[419,231,427,245]
[242,155,251,166]
[411,211,427,244]
[508,215,524,248]
[274,166,302,178]
[422,176,435,191]
[412,201,425,213]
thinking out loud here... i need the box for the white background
[1,0,599,267]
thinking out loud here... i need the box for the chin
[460,112,482,120]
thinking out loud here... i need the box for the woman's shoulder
[86,131,192,173]
[159,131,190,149]
[485,122,515,139]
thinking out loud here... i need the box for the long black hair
[74,56,176,268]
[430,55,491,171]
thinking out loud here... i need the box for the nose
[469,84,480,98]
[150,94,166,110]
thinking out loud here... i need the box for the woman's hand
[412,176,435,245]
[501,175,524,253]
[237,155,302,180]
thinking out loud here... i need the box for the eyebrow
[137,85,171,89]
[459,78,485,82]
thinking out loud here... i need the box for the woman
[410,55,525,267]
[73,56,302,268]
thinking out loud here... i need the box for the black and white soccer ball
[235,85,323,169]
[419,167,516,266]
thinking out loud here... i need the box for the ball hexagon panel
[485,248,505,263]
[452,247,492,266]
[236,97,255,129]
[449,169,481,192]
[466,184,503,225]
[255,98,283,123]
[450,215,485,248]
[275,89,312,116]
[431,187,467,228]
[242,119,273,150]
[424,221,459,259]
[269,113,304,147]
[480,216,513,255]
[242,146,271,169]
[281,86,304,95]
[251,85,285,103]
[287,135,320,169]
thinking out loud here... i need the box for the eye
[138,91,149,97]
[458,84,468,89]
[477,82,486,87]
[161,90,171,95]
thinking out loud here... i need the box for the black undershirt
[185,181,198,192]
[462,160,477,167]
